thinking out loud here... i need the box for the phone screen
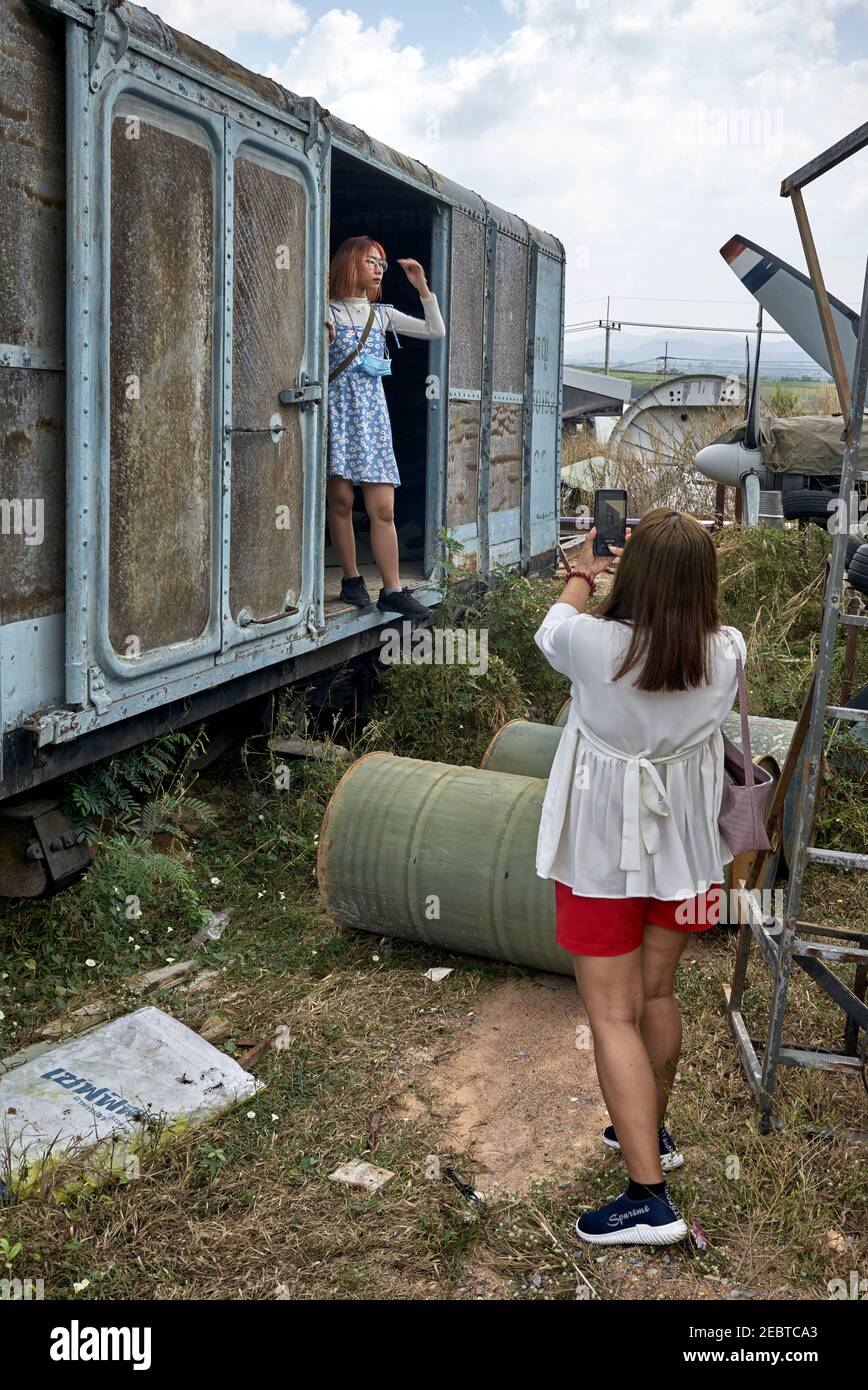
[593,490,627,556]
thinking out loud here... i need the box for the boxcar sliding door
[487,229,528,568]
[524,242,562,571]
[60,6,327,719]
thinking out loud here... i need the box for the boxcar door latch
[278,374,323,411]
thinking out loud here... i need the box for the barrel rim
[316,750,394,914]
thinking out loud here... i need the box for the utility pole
[601,296,621,372]
[656,340,670,375]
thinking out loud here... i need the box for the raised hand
[396,258,428,293]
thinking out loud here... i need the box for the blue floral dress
[327,304,401,487]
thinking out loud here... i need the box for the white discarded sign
[0,1006,263,1196]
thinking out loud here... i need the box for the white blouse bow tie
[567,713,710,873]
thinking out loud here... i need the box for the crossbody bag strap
[328,302,377,384]
[724,630,755,787]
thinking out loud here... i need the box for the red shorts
[555,880,723,957]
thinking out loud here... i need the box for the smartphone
[593,489,627,558]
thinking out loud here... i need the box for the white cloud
[161,0,868,323]
[154,0,308,48]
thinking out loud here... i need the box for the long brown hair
[328,235,387,301]
[593,508,721,692]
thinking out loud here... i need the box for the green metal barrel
[317,751,573,975]
[480,719,563,779]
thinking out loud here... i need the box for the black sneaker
[339,574,373,608]
[376,585,430,618]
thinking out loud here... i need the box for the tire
[847,542,868,596]
[781,488,838,523]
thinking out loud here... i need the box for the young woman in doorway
[534,510,746,1246]
[325,235,446,617]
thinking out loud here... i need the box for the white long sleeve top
[328,292,446,340]
[533,604,747,900]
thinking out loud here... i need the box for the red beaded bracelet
[565,568,598,594]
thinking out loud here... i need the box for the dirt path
[397,972,610,1197]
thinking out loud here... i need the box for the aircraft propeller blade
[721,234,859,386]
[744,307,763,451]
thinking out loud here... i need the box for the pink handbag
[718,636,774,855]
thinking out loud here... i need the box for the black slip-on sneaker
[339,575,374,607]
[376,586,430,618]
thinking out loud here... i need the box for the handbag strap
[328,302,377,384]
[724,630,755,787]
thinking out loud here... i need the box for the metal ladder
[723,124,868,1140]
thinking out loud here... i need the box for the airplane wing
[720,234,859,385]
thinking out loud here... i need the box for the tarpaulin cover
[715,414,868,476]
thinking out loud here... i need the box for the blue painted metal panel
[1,614,65,729]
[488,505,521,546]
[527,249,563,560]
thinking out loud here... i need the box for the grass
[0,526,865,1300]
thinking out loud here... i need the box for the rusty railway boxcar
[0,0,565,893]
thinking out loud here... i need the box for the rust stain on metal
[447,402,481,529]
[489,402,522,512]
[229,155,306,621]
[0,0,65,353]
[108,112,213,654]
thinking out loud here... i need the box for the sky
[155,0,868,364]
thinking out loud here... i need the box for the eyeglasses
[364,256,388,272]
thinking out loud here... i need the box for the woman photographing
[325,235,446,618]
[534,508,746,1246]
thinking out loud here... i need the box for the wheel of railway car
[781,488,838,523]
[846,541,868,596]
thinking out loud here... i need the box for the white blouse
[328,293,446,340]
[533,604,747,900]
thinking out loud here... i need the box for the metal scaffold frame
[723,122,868,1141]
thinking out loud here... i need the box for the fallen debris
[268,736,352,762]
[187,969,220,995]
[368,1111,384,1148]
[198,1015,233,1045]
[424,967,453,983]
[328,1158,396,1193]
[40,1002,111,1040]
[445,1166,485,1205]
[126,960,197,996]
[236,1039,270,1070]
[190,909,231,949]
[0,1006,263,1198]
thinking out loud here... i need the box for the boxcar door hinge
[304,603,322,639]
[88,0,130,92]
[87,665,112,714]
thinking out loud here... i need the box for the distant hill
[568,331,830,381]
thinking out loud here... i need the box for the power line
[565,317,788,336]
[607,294,750,306]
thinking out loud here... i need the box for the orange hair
[328,235,387,301]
